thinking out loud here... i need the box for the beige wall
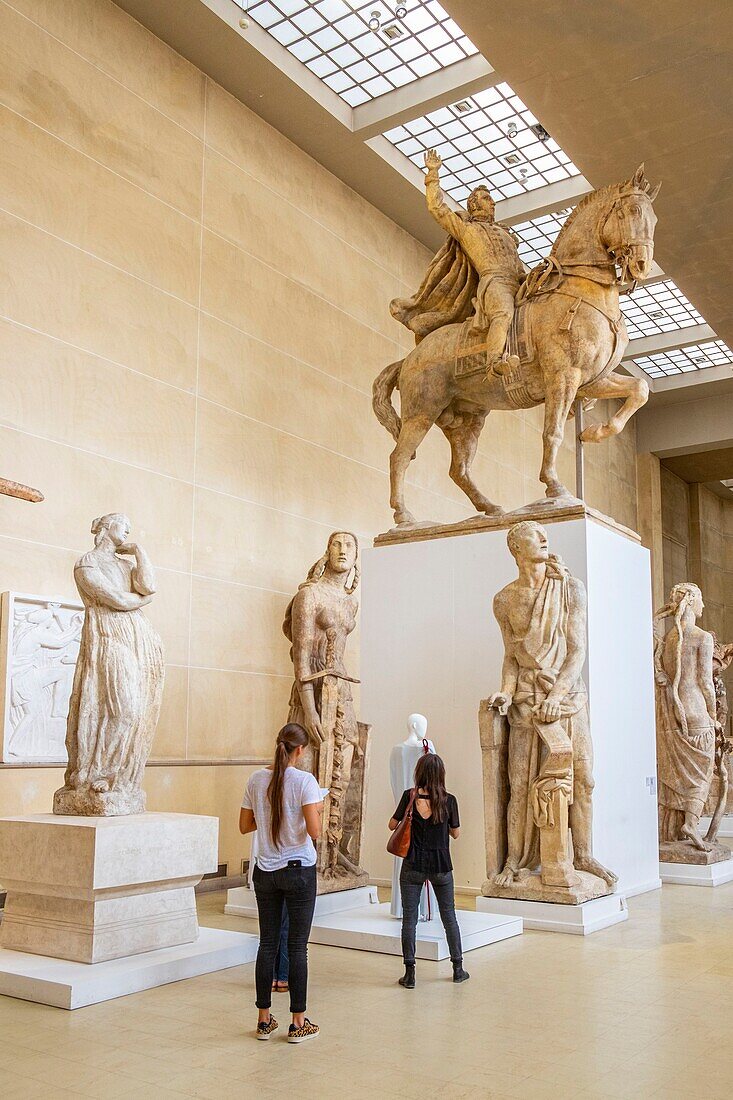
[659,470,733,703]
[0,0,639,873]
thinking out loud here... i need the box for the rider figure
[424,149,525,375]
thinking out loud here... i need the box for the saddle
[453,309,540,410]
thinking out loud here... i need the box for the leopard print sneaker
[287,1018,320,1044]
[256,1014,279,1040]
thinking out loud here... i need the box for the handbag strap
[405,787,418,818]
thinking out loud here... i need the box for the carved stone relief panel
[0,592,84,763]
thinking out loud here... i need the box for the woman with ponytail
[240,724,323,1043]
[654,583,719,852]
[388,752,469,989]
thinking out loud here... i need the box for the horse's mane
[550,182,621,256]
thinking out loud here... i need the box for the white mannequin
[389,713,436,920]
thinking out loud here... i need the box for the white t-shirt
[242,766,321,871]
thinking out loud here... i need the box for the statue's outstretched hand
[425,148,442,172]
[488,691,512,716]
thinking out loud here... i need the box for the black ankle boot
[398,964,416,989]
[452,960,470,983]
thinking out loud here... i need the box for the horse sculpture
[373,165,660,528]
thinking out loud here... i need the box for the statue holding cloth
[480,521,617,903]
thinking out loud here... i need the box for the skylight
[510,208,571,267]
[237,1,479,106]
[632,340,733,379]
[382,83,580,202]
[619,280,705,340]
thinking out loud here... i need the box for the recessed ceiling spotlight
[504,153,522,166]
[382,21,405,40]
[368,9,381,32]
[648,309,665,319]
[395,4,408,16]
[449,99,477,119]
[692,357,709,365]
[507,120,518,138]
[530,122,551,142]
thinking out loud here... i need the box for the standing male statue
[480,521,617,903]
[391,149,526,375]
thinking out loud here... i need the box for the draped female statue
[654,582,728,861]
[283,531,369,891]
[53,513,164,816]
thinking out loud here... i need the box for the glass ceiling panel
[236,0,479,105]
[511,208,571,267]
[383,83,581,202]
[619,280,705,340]
[631,340,733,379]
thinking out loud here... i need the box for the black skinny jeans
[253,862,317,1014]
[400,865,463,966]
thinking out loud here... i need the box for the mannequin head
[406,713,428,743]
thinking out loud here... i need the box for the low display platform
[476,892,628,935]
[225,883,378,919]
[659,858,733,887]
[0,927,258,1010]
[309,901,522,959]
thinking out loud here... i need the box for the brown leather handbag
[387,788,417,858]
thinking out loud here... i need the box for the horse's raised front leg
[389,415,434,526]
[540,370,581,498]
[579,370,649,442]
[442,414,503,516]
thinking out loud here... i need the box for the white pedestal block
[0,927,258,1009]
[0,813,218,963]
[659,859,733,887]
[225,883,378,920]
[476,892,628,935]
[309,901,522,959]
[360,513,660,901]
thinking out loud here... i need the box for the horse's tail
[372,360,403,442]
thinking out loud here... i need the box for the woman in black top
[389,753,469,988]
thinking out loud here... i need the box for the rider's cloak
[389,236,477,342]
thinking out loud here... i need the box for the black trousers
[400,865,463,966]
[253,863,317,1014]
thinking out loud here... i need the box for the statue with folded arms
[53,513,164,817]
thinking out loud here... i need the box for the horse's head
[602,164,660,282]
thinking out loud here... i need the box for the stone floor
[0,883,732,1099]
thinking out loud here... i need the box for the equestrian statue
[373,149,660,528]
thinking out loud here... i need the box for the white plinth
[0,813,218,963]
[659,859,733,887]
[0,927,258,1009]
[360,514,660,900]
[309,901,522,959]
[476,892,628,935]
[225,884,378,919]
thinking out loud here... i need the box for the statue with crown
[373,150,660,531]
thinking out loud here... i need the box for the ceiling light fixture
[507,120,518,138]
[530,122,551,143]
[648,309,665,319]
[382,22,405,40]
[368,9,381,32]
[504,153,522,166]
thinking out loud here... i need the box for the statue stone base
[0,813,217,964]
[659,839,732,866]
[53,786,146,817]
[482,869,611,907]
[317,868,369,896]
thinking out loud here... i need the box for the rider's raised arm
[424,150,463,240]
